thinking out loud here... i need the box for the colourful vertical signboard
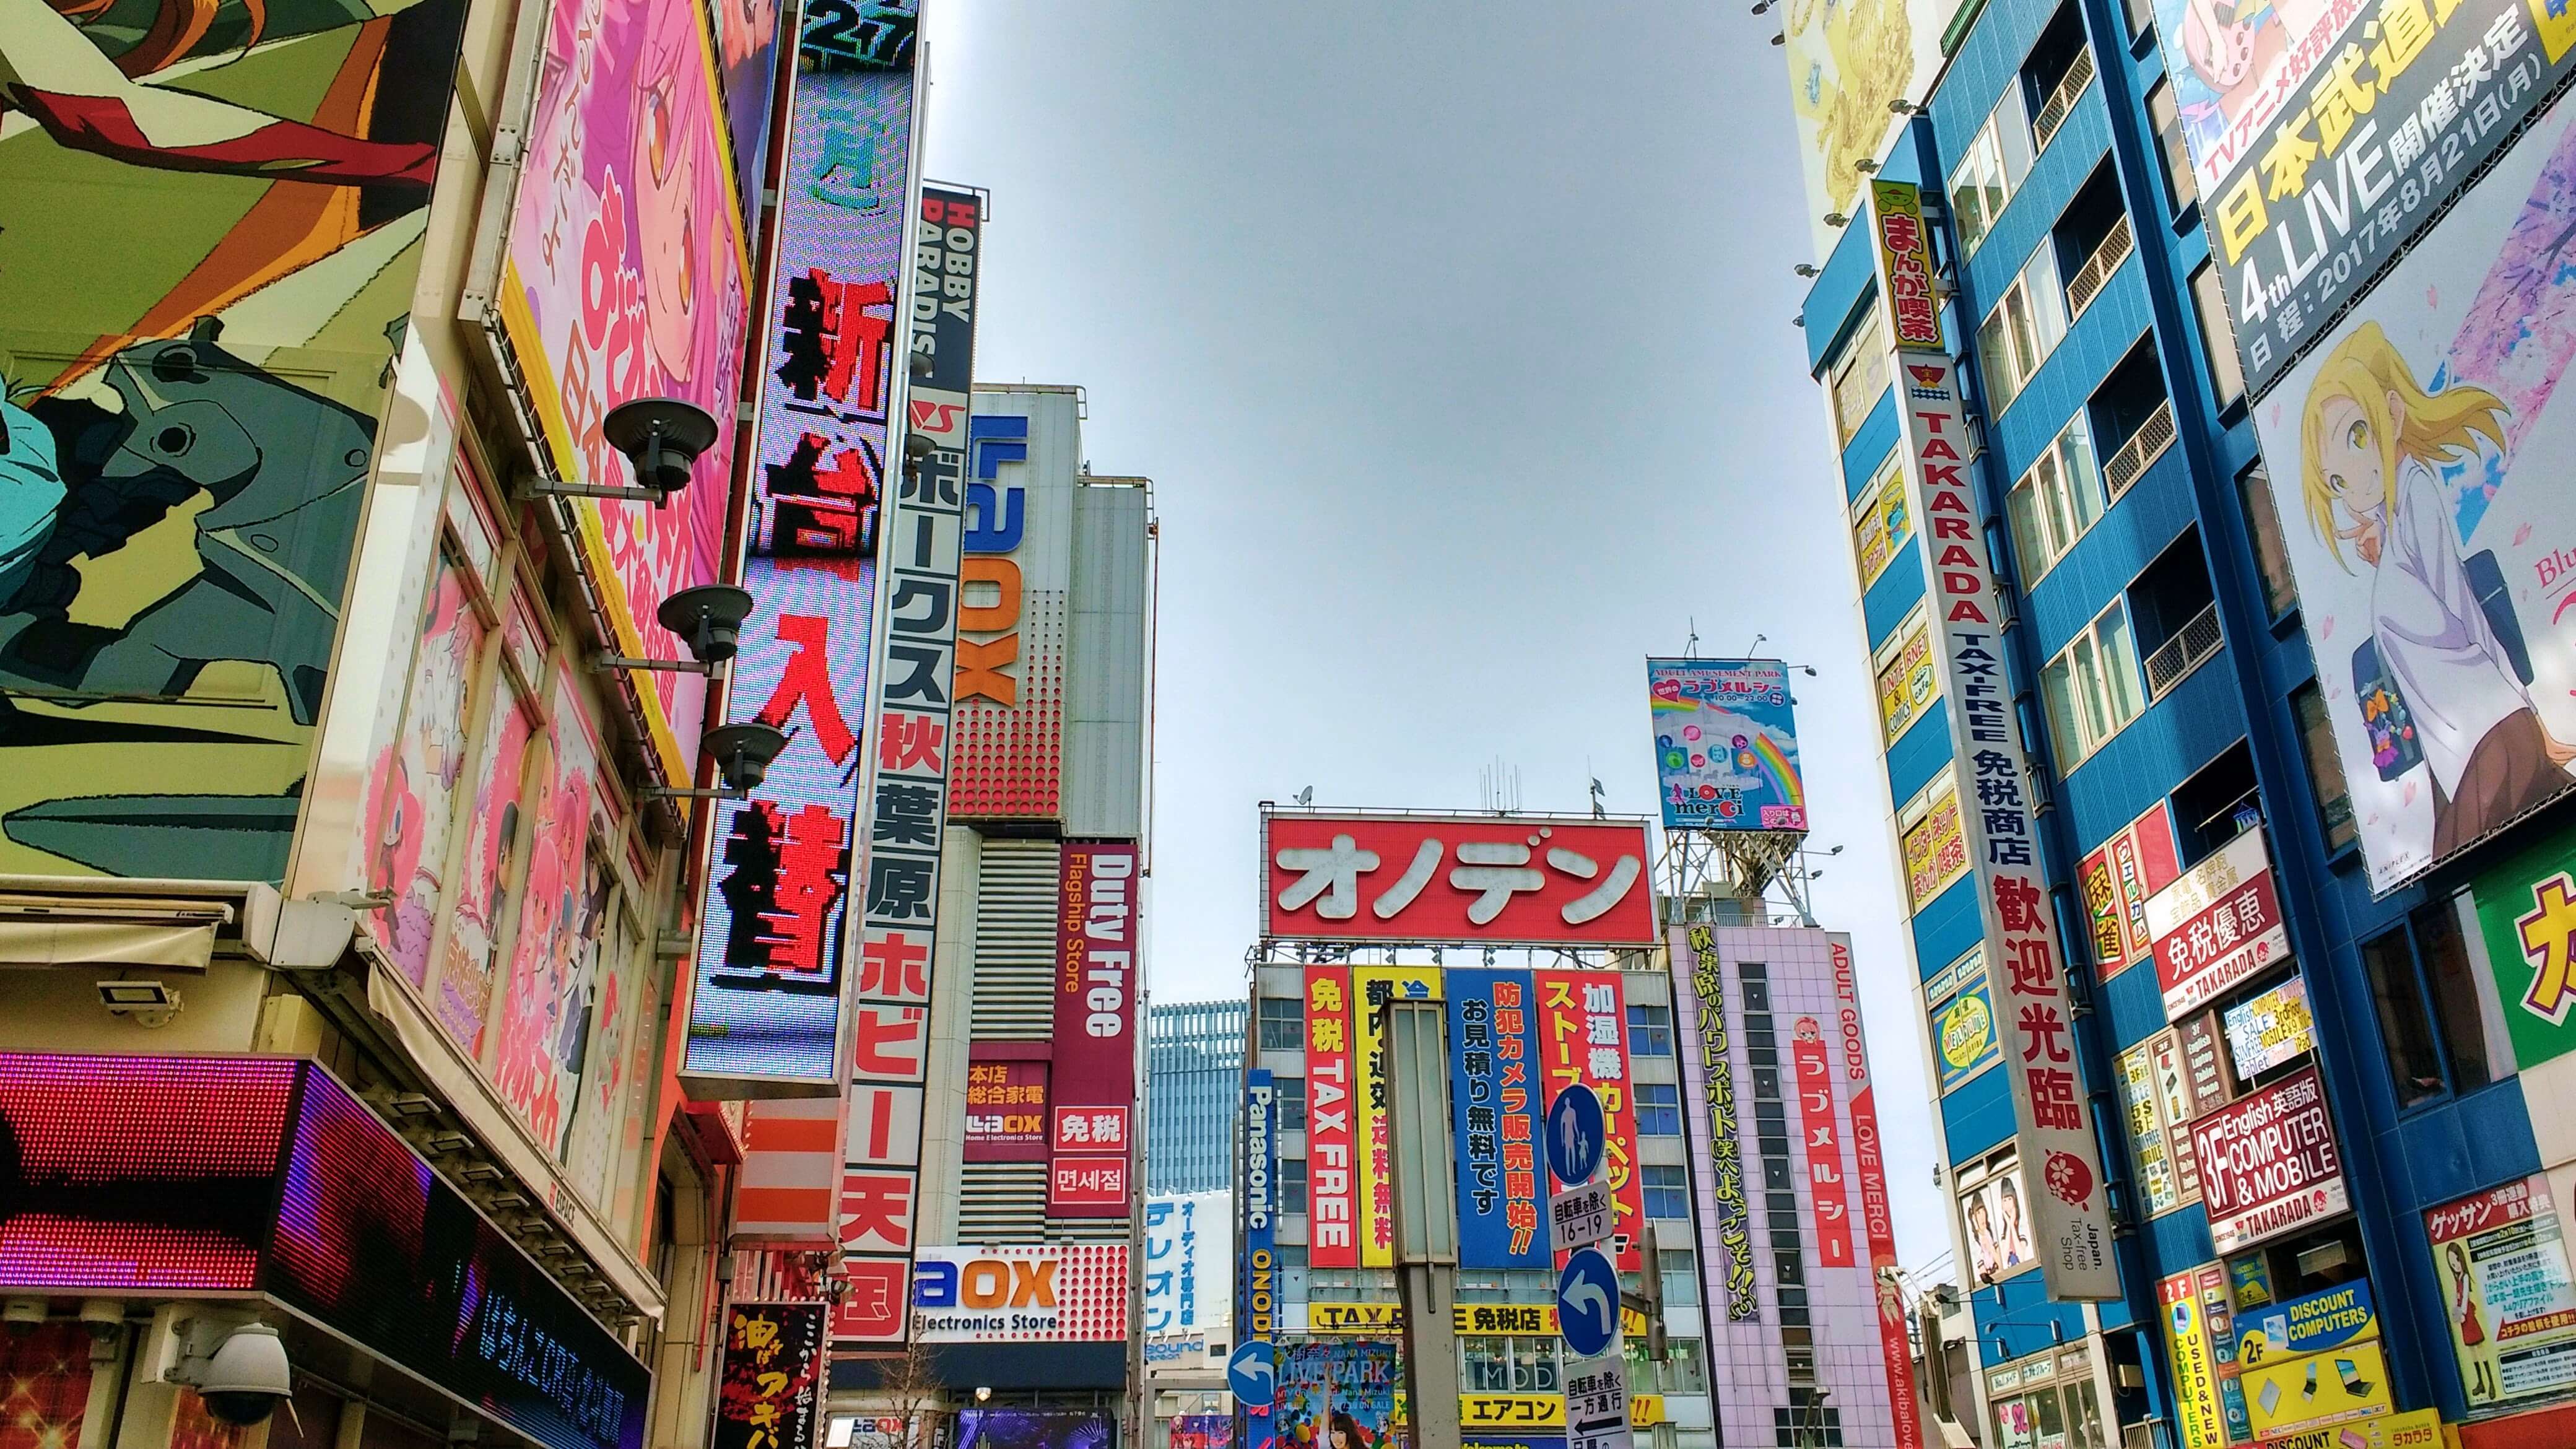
[1885,339,2120,1299]
[1537,970,1643,1272]
[1647,659,1808,831]
[1305,964,1359,1268]
[1670,925,1757,1324]
[1242,1069,1278,1449]
[832,180,982,1346]
[1833,934,1923,1449]
[1354,965,1442,1266]
[714,1303,825,1449]
[1449,969,1548,1270]
[1870,181,1944,349]
[1051,843,1140,1216]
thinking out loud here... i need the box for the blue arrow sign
[1229,1341,1274,1408]
[1546,1082,1606,1186]
[1557,1247,1621,1359]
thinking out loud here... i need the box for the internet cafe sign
[2147,827,2290,1020]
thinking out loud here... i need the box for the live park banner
[1882,343,2121,1299]
[2156,0,2576,395]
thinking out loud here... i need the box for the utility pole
[1384,997,1463,1449]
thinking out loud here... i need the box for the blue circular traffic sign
[1546,1082,1606,1186]
[1556,1247,1621,1359]
[1228,1341,1274,1408]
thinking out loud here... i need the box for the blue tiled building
[1790,0,2576,1442]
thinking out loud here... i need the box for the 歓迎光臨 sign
[2189,1066,2348,1254]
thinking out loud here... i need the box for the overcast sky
[915,4,1952,1276]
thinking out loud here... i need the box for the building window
[1660,1248,1700,1307]
[2289,682,2359,853]
[1635,1082,1682,1136]
[2005,411,2105,580]
[1279,1244,1307,1307]
[2145,80,2197,213]
[1951,85,2037,256]
[2042,599,2145,766]
[1463,1335,1559,1393]
[2192,263,2248,409]
[2362,900,2500,1107]
[1829,313,1892,447]
[1279,1157,1308,1216]
[2239,463,2299,617]
[1274,1077,1307,1132]
[1977,242,2071,416]
[1258,996,1303,1051]
[1627,1004,1674,1057]
[1643,1165,1689,1220]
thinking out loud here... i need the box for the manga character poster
[363,559,490,987]
[1780,0,1961,255]
[0,0,471,882]
[494,0,750,784]
[2247,89,2576,892]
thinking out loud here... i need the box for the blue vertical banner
[1240,1069,1277,1449]
[1448,969,1548,1269]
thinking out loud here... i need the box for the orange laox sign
[1889,349,2121,1300]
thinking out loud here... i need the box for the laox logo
[915,1256,1058,1308]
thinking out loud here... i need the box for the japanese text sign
[1450,968,1550,1269]
[714,1303,825,1449]
[1537,970,1643,1271]
[1145,1193,1231,1341]
[1833,935,1923,1449]
[1354,964,1441,1263]
[1050,843,1139,1216]
[1889,349,2120,1299]
[2426,1173,2576,1408]
[2224,975,2317,1079]
[2159,1268,2228,1449]
[2471,820,2576,1069]
[2190,1066,2349,1254]
[1263,812,1655,947]
[1869,180,1945,350]
[1647,658,1809,832]
[962,1057,1048,1161]
[1303,964,1359,1268]
[1791,1018,1856,1268]
[2147,827,2293,1020]
[1669,925,1757,1323]
[2079,801,2181,981]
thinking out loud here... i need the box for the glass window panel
[2097,601,2142,727]
[2072,634,2109,742]
[2008,479,2048,573]
[2035,451,2074,559]
[2363,929,2446,1104]
[2241,464,2299,617]
[2007,285,2040,380]
[2418,901,2494,1088]
[2291,681,2356,850]
[2043,657,2082,763]
[2193,263,2248,407]
[1981,310,2023,414]
[2062,418,2104,531]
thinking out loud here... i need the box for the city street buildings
[1783,0,2576,1440]
[1150,999,1248,1196]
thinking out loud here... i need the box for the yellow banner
[1448,1304,1653,1338]
[1307,1302,1403,1333]
[1455,1396,1664,1430]
[2248,1408,2440,1449]
[1352,964,1443,1268]
[2241,1341,2394,1439]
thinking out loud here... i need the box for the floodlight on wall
[1795,264,1820,278]
[519,398,718,505]
[593,584,755,676]
[639,722,790,802]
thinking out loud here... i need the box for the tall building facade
[1150,999,1249,1195]
[1784,0,2576,1440]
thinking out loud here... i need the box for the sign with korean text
[2147,827,2293,1019]
[1451,968,1549,1269]
[2190,1066,2349,1254]
[1304,964,1359,1268]
[1646,659,1809,832]
[1240,1071,1277,1449]
[1050,843,1139,1216]
[715,1303,825,1449]
[1669,925,1757,1322]
[962,1057,1048,1161]
[2160,1269,2227,1449]
[1538,972,1645,1271]
[1264,812,1655,947]
[909,1245,1128,1342]
[1354,965,1442,1264]
[1887,348,2120,1299]
[1563,1352,1630,1449]
[2079,801,2181,980]
[2224,975,2317,1079]
[834,181,982,1349]
[2426,1173,2576,1409]
[2166,0,2576,395]
[2239,97,2576,896]
[1928,952,1999,1092]
[2471,820,2576,1069]
[1869,180,1946,350]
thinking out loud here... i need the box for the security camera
[176,1322,292,1425]
[78,1300,123,1341]
[657,584,755,664]
[602,398,720,499]
[703,722,788,793]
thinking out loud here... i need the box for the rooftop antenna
[1589,776,1608,820]
[1292,786,1314,807]
[1685,619,1700,659]
[1479,759,1521,816]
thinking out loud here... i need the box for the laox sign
[916,1255,1057,1308]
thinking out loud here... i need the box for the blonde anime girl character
[2300,323,2576,856]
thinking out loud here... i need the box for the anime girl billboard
[493,0,748,785]
[0,0,470,881]
[2251,89,2576,892]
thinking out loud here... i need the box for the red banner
[1264,813,1656,946]
[2188,1066,2348,1254]
[962,1056,1048,1162]
[1305,964,1357,1267]
[1835,937,1924,1449]
[1049,843,1138,1216]
[1792,1022,1855,1269]
[1536,969,1644,1271]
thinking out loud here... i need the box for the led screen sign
[0,1053,648,1449]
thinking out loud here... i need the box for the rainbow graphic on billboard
[1647,658,1808,833]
